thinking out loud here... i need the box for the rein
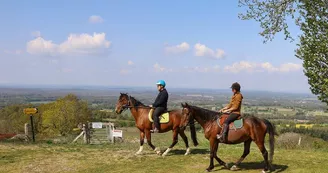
[121,95,152,110]
[183,110,227,127]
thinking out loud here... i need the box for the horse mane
[129,96,146,107]
[189,105,219,121]
[121,93,146,107]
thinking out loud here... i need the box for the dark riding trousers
[153,107,167,129]
[223,113,240,125]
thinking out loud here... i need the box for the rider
[149,80,169,133]
[217,82,243,143]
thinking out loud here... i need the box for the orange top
[225,92,243,115]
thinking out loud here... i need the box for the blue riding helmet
[156,80,166,87]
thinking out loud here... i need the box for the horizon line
[0,83,313,95]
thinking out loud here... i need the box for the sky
[0,1,310,93]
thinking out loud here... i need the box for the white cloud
[120,69,130,75]
[224,61,257,73]
[88,15,104,24]
[165,42,190,54]
[26,32,111,56]
[184,65,220,73]
[194,43,225,59]
[224,61,302,73]
[31,31,41,37]
[153,63,173,72]
[128,60,134,65]
[26,37,58,55]
[279,63,303,72]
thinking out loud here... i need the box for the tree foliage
[0,94,91,136]
[0,104,36,133]
[41,94,91,136]
[239,0,328,106]
[295,0,328,105]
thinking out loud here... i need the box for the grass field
[1,128,328,173]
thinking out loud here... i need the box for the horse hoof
[184,148,191,155]
[223,163,229,169]
[230,165,239,171]
[205,167,214,172]
[135,152,141,155]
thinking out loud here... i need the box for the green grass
[1,128,328,173]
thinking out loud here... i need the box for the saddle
[148,109,170,123]
[217,113,243,130]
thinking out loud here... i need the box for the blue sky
[0,1,309,93]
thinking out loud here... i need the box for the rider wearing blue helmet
[149,80,168,133]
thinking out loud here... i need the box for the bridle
[121,95,131,110]
[181,107,195,127]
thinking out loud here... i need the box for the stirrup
[150,128,159,133]
[216,134,223,140]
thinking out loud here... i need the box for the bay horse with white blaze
[115,93,198,156]
[181,103,276,172]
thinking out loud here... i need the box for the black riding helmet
[231,82,241,91]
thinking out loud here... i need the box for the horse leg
[206,138,217,172]
[255,140,269,172]
[231,139,252,171]
[214,142,229,169]
[135,131,145,155]
[145,130,161,155]
[162,129,179,157]
[178,130,190,155]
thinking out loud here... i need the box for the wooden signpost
[23,108,38,142]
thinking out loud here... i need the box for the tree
[295,1,328,105]
[41,94,91,136]
[238,0,328,106]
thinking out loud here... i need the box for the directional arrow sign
[23,108,38,115]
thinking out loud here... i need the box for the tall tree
[41,94,91,136]
[238,0,328,106]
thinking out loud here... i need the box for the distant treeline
[280,127,328,141]
[254,113,328,124]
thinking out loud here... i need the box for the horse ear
[185,102,189,107]
[181,103,185,107]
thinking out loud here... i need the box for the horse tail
[263,119,277,163]
[189,118,198,147]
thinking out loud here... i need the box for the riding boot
[150,127,159,133]
[150,120,160,133]
[217,124,229,143]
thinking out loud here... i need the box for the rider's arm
[219,98,232,112]
[223,97,233,110]
[225,94,242,112]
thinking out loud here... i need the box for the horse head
[181,102,193,127]
[115,93,130,114]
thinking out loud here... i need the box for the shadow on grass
[168,148,209,155]
[213,162,288,172]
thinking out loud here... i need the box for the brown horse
[115,93,198,156]
[180,103,276,172]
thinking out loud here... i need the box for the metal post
[25,123,29,136]
[30,115,35,142]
